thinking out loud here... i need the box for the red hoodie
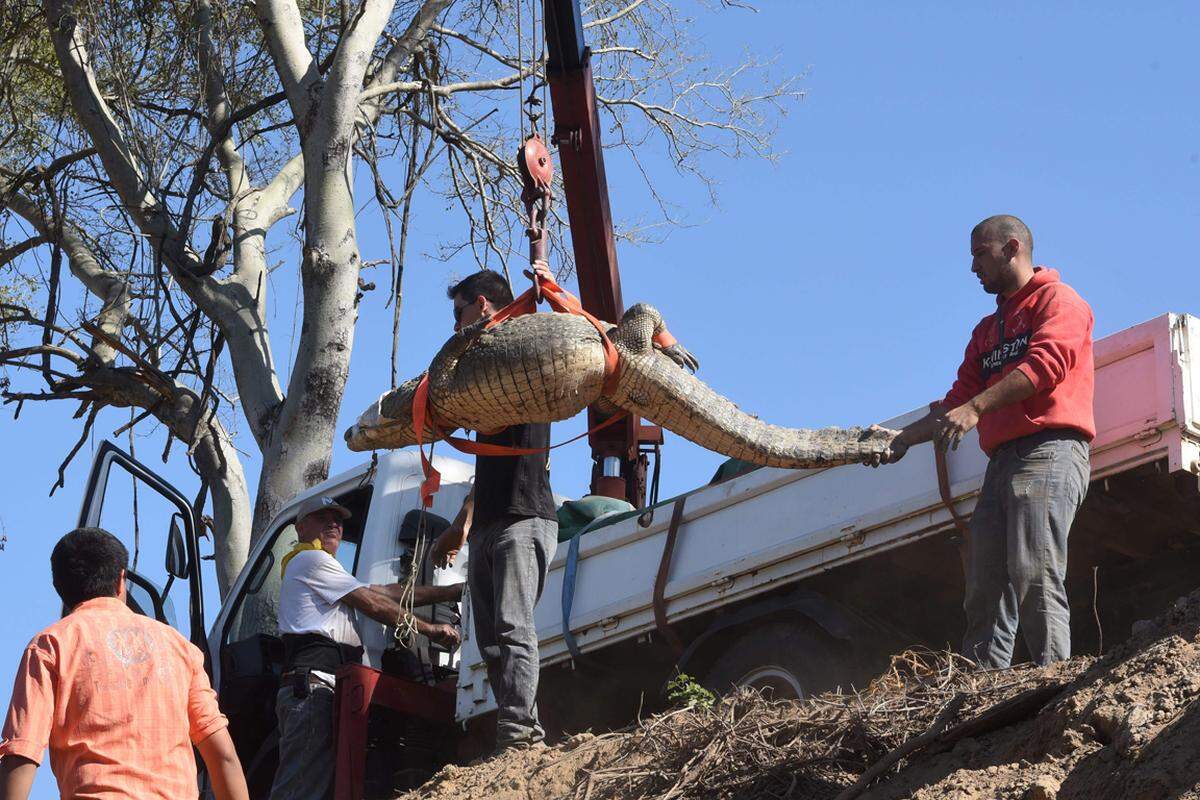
[942,267,1095,456]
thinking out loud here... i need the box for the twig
[833,693,965,800]
[50,403,99,496]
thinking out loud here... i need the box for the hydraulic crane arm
[541,0,661,506]
[543,0,623,324]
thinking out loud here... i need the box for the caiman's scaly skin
[345,304,897,468]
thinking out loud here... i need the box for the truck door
[77,441,206,650]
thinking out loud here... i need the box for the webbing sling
[560,510,629,665]
[934,446,971,539]
[932,397,972,576]
[412,274,683,507]
[925,398,972,542]
[413,274,646,507]
[652,497,687,656]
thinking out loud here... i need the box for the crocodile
[345,303,897,468]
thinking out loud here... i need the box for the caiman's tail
[607,350,897,469]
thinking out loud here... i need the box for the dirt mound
[400,590,1200,800]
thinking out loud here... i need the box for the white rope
[392,523,427,646]
[393,442,435,646]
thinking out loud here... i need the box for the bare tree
[0,0,800,595]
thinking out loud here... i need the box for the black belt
[281,632,363,673]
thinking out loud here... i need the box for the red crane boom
[535,0,662,506]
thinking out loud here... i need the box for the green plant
[665,672,716,712]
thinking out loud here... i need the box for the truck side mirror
[125,570,168,624]
[166,514,188,580]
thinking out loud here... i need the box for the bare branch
[5,190,129,364]
[0,236,47,269]
[49,402,98,496]
[0,344,84,365]
[252,0,320,126]
[41,0,220,296]
[585,0,650,29]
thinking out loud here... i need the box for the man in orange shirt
[0,527,250,800]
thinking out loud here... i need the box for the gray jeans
[962,429,1091,668]
[269,682,335,800]
[467,514,559,746]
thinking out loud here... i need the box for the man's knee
[493,621,538,651]
[1006,561,1040,598]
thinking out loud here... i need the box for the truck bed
[456,313,1200,721]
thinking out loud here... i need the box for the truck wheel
[699,621,846,700]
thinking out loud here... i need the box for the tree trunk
[251,168,363,539]
[193,422,253,594]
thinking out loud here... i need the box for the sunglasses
[453,297,481,325]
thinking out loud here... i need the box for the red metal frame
[333,664,457,800]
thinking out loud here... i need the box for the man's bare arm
[875,367,1040,464]
[937,370,1037,451]
[0,755,37,800]
[195,728,249,800]
[340,588,461,646]
[430,488,474,568]
[871,405,946,465]
[371,583,463,606]
[971,368,1037,415]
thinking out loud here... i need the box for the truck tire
[699,620,848,700]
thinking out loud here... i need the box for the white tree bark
[248,0,450,535]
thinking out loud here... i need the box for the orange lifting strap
[412,274,627,507]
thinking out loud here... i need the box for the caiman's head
[448,269,514,332]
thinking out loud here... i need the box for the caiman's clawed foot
[659,342,699,373]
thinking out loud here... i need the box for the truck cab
[207,450,472,793]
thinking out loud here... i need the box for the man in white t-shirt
[270,495,462,800]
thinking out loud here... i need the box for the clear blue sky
[2,2,1197,793]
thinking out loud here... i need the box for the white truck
[79,312,1200,795]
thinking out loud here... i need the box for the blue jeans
[467,514,558,746]
[962,430,1091,668]
[269,682,335,800]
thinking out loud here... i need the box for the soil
[398,589,1200,800]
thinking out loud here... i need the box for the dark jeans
[269,682,335,800]
[962,429,1091,668]
[467,514,558,746]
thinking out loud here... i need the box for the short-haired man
[880,215,1094,668]
[0,528,250,800]
[431,266,560,754]
[271,495,462,800]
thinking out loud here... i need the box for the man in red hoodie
[880,215,1094,668]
